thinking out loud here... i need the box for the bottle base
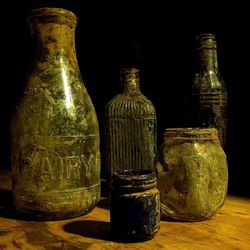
[13,183,100,220]
[14,205,96,221]
[161,212,215,222]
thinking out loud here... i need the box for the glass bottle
[155,128,228,221]
[10,8,100,220]
[191,33,228,148]
[104,68,157,179]
[110,169,160,241]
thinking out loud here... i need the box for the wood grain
[0,171,250,250]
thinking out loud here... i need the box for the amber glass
[104,68,157,179]
[155,128,228,221]
[10,8,100,220]
[191,33,228,148]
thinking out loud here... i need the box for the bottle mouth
[120,67,139,74]
[196,33,215,41]
[28,7,78,28]
[120,67,140,81]
[195,33,217,50]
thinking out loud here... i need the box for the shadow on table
[63,220,112,241]
[0,189,15,218]
[0,189,30,221]
[97,197,110,210]
[63,220,154,243]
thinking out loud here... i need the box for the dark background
[1,1,249,197]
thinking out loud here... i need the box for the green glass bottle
[191,33,228,148]
[104,68,157,179]
[10,8,100,220]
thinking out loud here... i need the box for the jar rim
[164,127,219,140]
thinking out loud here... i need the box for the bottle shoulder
[192,71,227,93]
[12,71,99,136]
[105,93,156,118]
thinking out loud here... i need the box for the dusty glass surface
[104,68,157,179]
[10,8,100,220]
[155,128,228,221]
[191,33,228,148]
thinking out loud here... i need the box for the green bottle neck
[197,48,219,73]
[195,34,219,73]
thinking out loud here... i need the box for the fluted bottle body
[104,68,156,178]
[191,33,228,148]
[10,8,100,220]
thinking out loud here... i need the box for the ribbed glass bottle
[104,68,157,178]
[191,33,228,148]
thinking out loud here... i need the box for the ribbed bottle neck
[112,170,156,194]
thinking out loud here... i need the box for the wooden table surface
[0,170,250,250]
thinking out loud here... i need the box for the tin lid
[112,169,157,193]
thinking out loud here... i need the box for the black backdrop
[1,1,249,197]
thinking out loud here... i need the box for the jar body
[10,8,100,220]
[155,128,228,221]
[110,170,160,241]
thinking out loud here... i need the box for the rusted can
[155,128,228,221]
[110,170,160,241]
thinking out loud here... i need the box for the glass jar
[155,128,228,221]
[110,170,160,241]
[10,8,100,220]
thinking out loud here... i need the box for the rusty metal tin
[110,170,160,241]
